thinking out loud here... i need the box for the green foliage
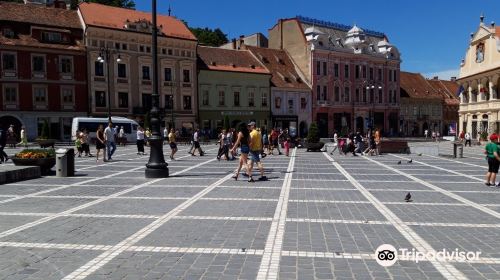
[224,115,230,130]
[144,111,151,130]
[307,122,320,143]
[88,0,135,9]
[189,27,228,47]
[40,119,49,140]
[481,131,489,141]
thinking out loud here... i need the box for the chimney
[450,77,457,82]
[232,39,236,50]
[433,76,439,80]
[239,35,245,49]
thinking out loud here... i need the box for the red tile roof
[78,2,196,41]
[428,79,460,105]
[400,72,442,99]
[0,1,81,29]
[245,46,310,90]
[197,46,270,74]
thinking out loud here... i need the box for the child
[284,137,291,156]
[75,136,83,157]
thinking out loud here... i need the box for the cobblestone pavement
[0,143,499,279]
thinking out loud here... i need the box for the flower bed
[12,149,56,175]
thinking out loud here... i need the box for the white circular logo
[375,244,398,267]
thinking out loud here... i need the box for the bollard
[56,148,68,177]
[458,144,464,158]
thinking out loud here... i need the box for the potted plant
[36,120,56,148]
[305,122,325,152]
[12,148,56,175]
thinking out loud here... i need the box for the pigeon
[241,248,246,252]
[397,161,401,165]
[364,220,369,224]
[408,159,413,164]
[404,192,412,202]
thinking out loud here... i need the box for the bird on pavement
[408,159,413,163]
[404,192,412,202]
[397,161,401,165]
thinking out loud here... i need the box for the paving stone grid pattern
[0,143,499,279]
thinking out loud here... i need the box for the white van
[71,117,139,143]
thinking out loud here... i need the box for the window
[4,86,17,103]
[2,28,15,38]
[41,32,61,43]
[2,53,16,71]
[165,95,173,109]
[183,95,192,110]
[142,66,150,80]
[334,63,339,77]
[122,44,127,50]
[62,88,74,104]
[369,67,373,80]
[362,88,367,102]
[248,92,255,107]
[146,46,151,53]
[370,89,374,103]
[389,90,393,103]
[301,97,307,109]
[378,68,382,81]
[117,63,127,78]
[202,90,209,106]
[355,65,360,79]
[378,89,383,103]
[168,49,173,55]
[162,48,166,55]
[32,55,45,72]
[118,92,128,108]
[344,64,349,78]
[60,57,72,73]
[183,69,190,82]
[219,91,225,106]
[323,62,327,75]
[33,87,47,104]
[95,61,104,76]
[316,61,321,75]
[393,70,397,82]
[389,70,393,82]
[115,42,120,50]
[322,86,327,101]
[142,93,152,110]
[355,88,360,102]
[261,92,268,106]
[362,65,367,78]
[288,99,294,113]
[234,92,240,106]
[164,68,172,81]
[95,91,106,107]
[316,85,321,100]
[139,46,144,52]
[334,86,340,102]
[344,87,350,103]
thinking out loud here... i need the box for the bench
[379,140,409,154]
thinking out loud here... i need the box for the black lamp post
[145,0,169,178]
[97,48,121,123]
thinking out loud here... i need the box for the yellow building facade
[458,15,500,138]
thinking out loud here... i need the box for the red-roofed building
[78,2,198,131]
[197,46,271,133]
[0,1,87,140]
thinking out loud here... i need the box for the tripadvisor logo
[375,244,482,267]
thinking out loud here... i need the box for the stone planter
[11,157,56,175]
[36,139,56,148]
[305,142,325,152]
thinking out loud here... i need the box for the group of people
[231,122,267,182]
[458,130,473,147]
[424,129,442,142]
[325,130,381,157]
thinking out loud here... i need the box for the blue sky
[136,0,499,80]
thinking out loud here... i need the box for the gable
[471,25,492,44]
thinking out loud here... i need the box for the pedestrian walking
[118,126,126,146]
[80,128,93,157]
[485,134,500,187]
[459,130,465,143]
[247,122,267,182]
[424,129,429,139]
[191,129,203,156]
[145,128,151,146]
[163,127,168,145]
[75,132,83,157]
[465,132,472,147]
[136,126,146,155]
[7,124,16,148]
[0,127,9,163]
[284,137,291,156]
[262,127,269,155]
[230,122,250,181]
[95,124,106,162]
[168,128,178,160]
[19,126,28,147]
[270,128,282,155]
[104,122,117,161]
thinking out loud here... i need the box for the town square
[1,0,500,279]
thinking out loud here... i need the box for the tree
[88,0,135,9]
[189,27,228,47]
[307,122,320,143]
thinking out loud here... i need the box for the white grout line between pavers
[256,148,296,280]
[324,152,468,280]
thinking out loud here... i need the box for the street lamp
[96,48,121,123]
[145,0,169,178]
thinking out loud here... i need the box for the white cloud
[423,69,460,81]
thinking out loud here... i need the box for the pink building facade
[269,16,401,137]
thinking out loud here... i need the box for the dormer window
[2,28,15,39]
[42,32,62,43]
